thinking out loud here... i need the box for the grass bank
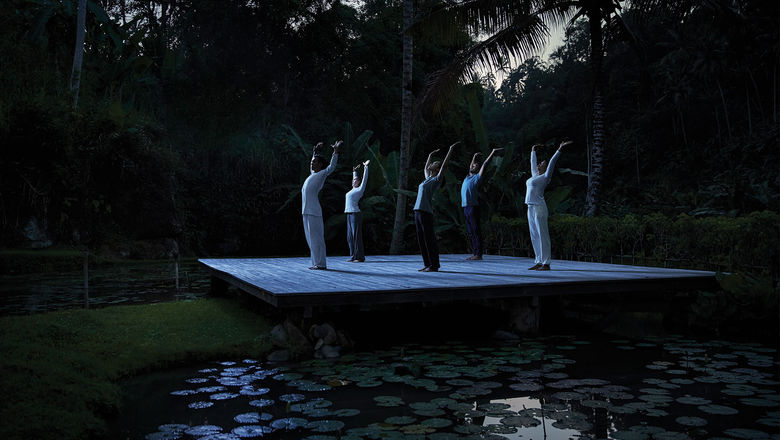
[0,298,272,440]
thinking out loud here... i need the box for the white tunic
[524,150,560,205]
[344,165,369,213]
[302,154,338,216]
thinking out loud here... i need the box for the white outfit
[344,165,369,213]
[525,150,560,265]
[301,153,338,267]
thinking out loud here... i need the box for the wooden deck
[198,254,719,308]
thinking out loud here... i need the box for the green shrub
[484,211,780,273]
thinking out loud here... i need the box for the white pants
[303,214,327,268]
[527,203,551,264]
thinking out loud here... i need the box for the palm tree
[390,0,415,254]
[70,0,88,110]
[412,0,662,216]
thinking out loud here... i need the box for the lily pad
[374,396,404,407]
[270,418,309,430]
[676,396,711,405]
[231,425,272,438]
[697,404,738,415]
[248,399,274,408]
[234,412,273,423]
[723,428,771,439]
[279,393,306,402]
[185,425,223,436]
[210,392,239,400]
[675,416,707,427]
[188,401,214,409]
[499,415,540,427]
[332,408,360,417]
[385,416,417,425]
[421,418,452,428]
[306,420,345,433]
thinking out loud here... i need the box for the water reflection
[0,260,209,315]
[114,336,780,440]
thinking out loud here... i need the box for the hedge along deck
[198,254,719,308]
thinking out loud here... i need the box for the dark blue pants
[346,212,365,261]
[464,205,482,256]
[414,210,439,269]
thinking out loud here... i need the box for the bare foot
[528,263,542,270]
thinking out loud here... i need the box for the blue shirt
[413,175,441,213]
[461,173,481,207]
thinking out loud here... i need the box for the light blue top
[460,173,481,207]
[413,175,442,213]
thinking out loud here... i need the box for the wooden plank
[198,254,718,308]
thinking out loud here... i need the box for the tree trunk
[585,10,604,217]
[70,0,87,110]
[390,0,414,254]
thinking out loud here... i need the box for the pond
[113,335,780,440]
[0,260,209,315]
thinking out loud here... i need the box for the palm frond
[419,13,550,114]
[408,0,531,43]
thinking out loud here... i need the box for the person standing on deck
[302,140,342,270]
[525,140,571,271]
[345,160,370,262]
[414,142,458,272]
[461,147,503,260]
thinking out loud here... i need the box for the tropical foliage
[0,0,777,273]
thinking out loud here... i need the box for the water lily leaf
[676,396,711,405]
[332,408,360,417]
[499,415,540,427]
[374,396,404,407]
[145,432,183,440]
[188,401,214,409]
[723,428,771,439]
[231,425,272,437]
[279,394,306,403]
[210,392,239,400]
[675,416,707,427]
[233,412,273,423]
[421,418,452,428]
[200,434,240,440]
[248,399,274,408]
[306,420,345,432]
[740,398,780,407]
[184,425,222,436]
[270,418,308,430]
[170,389,197,396]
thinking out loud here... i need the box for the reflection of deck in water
[198,254,718,308]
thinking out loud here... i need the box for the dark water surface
[113,336,780,440]
[0,260,209,315]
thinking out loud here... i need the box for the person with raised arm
[525,140,571,271]
[344,160,371,262]
[413,142,458,272]
[461,147,503,260]
[301,140,342,270]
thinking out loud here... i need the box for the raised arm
[354,161,370,196]
[424,149,440,178]
[325,140,342,176]
[478,148,504,177]
[543,141,571,178]
[530,144,541,177]
[437,142,459,179]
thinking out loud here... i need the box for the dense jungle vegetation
[1,0,777,272]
